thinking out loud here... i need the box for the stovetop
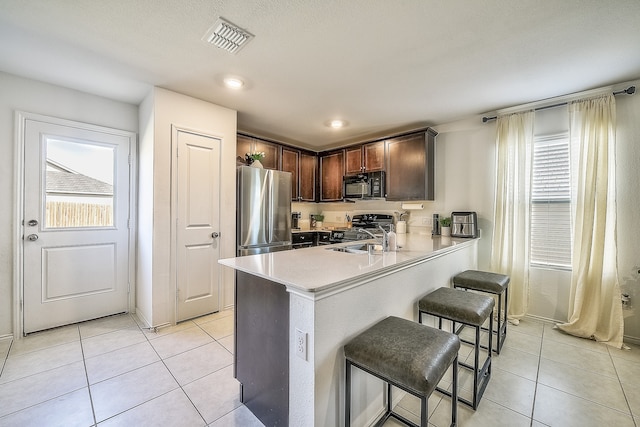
[331,213,394,242]
[351,213,394,229]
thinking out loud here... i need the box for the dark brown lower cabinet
[235,271,289,426]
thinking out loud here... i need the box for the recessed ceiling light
[224,77,244,89]
[327,119,348,129]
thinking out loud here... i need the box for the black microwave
[343,171,385,199]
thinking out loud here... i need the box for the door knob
[28,219,38,226]
[212,232,220,238]
[26,234,39,241]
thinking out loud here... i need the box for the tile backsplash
[291,200,439,234]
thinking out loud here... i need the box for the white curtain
[557,94,624,348]
[490,111,535,321]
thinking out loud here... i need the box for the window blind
[530,135,572,269]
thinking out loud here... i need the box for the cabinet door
[299,152,317,202]
[363,141,385,172]
[320,150,344,201]
[237,134,253,164]
[281,147,299,200]
[344,146,363,175]
[254,140,280,170]
[237,134,280,170]
[386,131,435,201]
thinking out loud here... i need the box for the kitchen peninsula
[219,234,479,427]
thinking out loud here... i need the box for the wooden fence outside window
[46,201,113,228]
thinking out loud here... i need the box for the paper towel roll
[401,203,424,210]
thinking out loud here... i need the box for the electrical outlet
[295,328,307,360]
[422,217,432,226]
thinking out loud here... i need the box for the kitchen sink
[328,243,384,254]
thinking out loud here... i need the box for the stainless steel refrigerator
[237,166,292,256]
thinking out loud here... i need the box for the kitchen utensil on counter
[432,213,440,236]
[451,211,478,238]
[292,212,301,229]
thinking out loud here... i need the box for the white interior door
[175,128,221,322]
[23,116,133,334]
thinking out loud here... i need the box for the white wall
[136,87,237,328]
[0,71,138,337]
[615,84,640,341]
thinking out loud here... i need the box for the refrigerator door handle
[267,171,274,243]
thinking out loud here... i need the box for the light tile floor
[0,309,263,427]
[0,314,639,427]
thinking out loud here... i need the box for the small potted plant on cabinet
[245,151,265,168]
[439,216,452,237]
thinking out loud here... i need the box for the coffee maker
[291,212,301,230]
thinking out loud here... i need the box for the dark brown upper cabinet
[299,152,317,202]
[385,129,436,201]
[319,150,344,201]
[281,147,317,202]
[344,141,385,175]
[237,133,280,170]
[281,147,300,200]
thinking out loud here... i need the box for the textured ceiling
[1,0,639,150]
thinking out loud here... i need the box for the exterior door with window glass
[23,116,133,334]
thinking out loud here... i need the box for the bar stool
[453,270,510,354]
[344,316,460,427]
[418,287,494,409]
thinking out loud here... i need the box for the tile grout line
[537,324,636,421]
[81,313,204,426]
[607,345,638,427]
[0,338,15,379]
[78,325,99,427]
[138,314,211,426]
[528,321,546,427]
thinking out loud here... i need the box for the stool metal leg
[500,287,508,352]
[451,355,458,427]
[473,324,480,409]
[345,360,351,426]
[421,395,428,427]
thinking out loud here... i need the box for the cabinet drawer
[316,232,331,244]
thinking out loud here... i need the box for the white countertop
[219,234,478,296]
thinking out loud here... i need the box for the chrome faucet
[357,227,389,252]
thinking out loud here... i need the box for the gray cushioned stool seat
[418,287,494,326]
[453,270,510,293]
[453,270,510,354]
[344,316,460,427]
[418,287,494,410]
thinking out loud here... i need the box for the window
[530,133,572,269]
[45,136,115,228]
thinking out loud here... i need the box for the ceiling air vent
[203,17,253,54]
